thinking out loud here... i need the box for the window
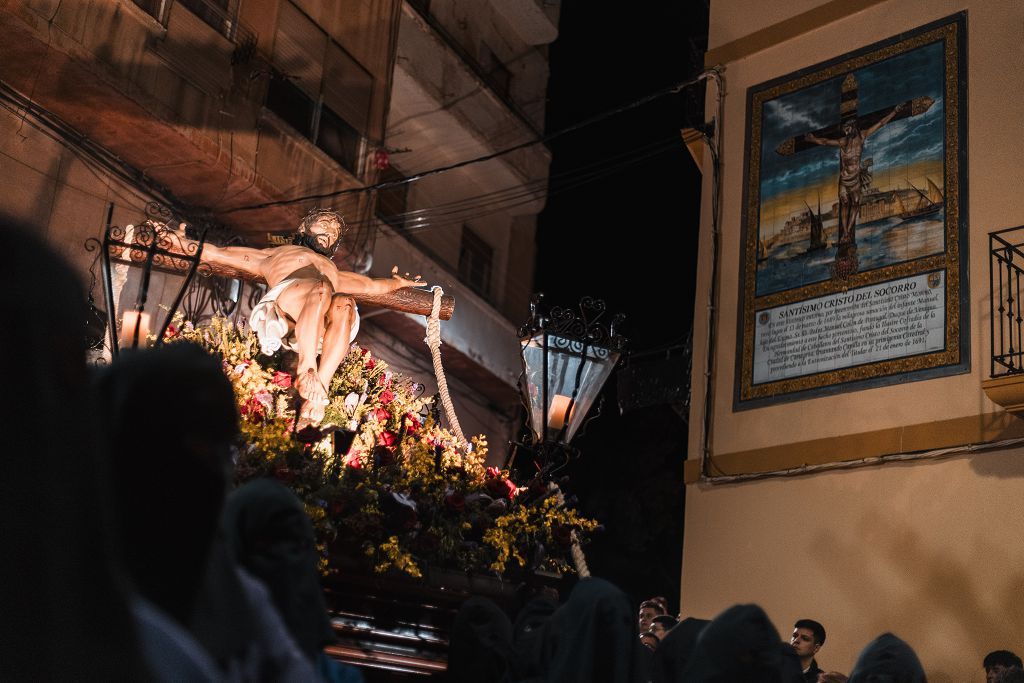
[178,0,240,40]
[267,2,374,175]
[458,226,493,298]
[376,167,409,229]
[132,0,170,23]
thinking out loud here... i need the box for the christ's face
[307,216,342,249]
[842,121,857,137]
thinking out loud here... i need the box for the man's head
[791,619,826,663]
[295,207,346,257]
[841,118,858,137]
[639,598,667,633]
[985,650,1023,682]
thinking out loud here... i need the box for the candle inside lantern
[119,310,151,348]
[547,394,575,431]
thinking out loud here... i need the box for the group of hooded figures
[446,581,927,683]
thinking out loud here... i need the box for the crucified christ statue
[775,72,934,279]
[185,208,424,427]
[803,102,905,249]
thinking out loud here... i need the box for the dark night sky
[534,3,709,609]
[538,3,707,350]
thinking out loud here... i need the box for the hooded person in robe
[96,343,315,680]
[447,596,515,683]
[0,221,152,681]
[222,478,364,682]
[848,633,927,683]
[681,603,803,682]
[539,578,650,683]
[650,617,710,683]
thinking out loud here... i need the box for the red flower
[378,431,397,447]
[271,371,292,389]
[486,466,501,479]
[485,476,517,501]
[405,413,421,433]
[365,357,376,369]
[379,389,395,405]
[164,323,179,339]
[372,407,390,423]
[240,397,265,423]
[344,451,363,469]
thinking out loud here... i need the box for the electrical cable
[220,70,719,214]
[351,137,681,234]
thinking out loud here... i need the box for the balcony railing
[990,226,1024,377]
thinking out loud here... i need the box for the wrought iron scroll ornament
[85,203,209,356]
[518,294,628,355]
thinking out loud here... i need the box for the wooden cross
[774,73,934,157]
[110,225,455,320]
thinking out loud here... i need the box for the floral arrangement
[169,316,597,578]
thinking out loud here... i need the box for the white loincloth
[250,278,360,356]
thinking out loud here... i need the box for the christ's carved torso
[258,245,340,291]
[838,133,865,183]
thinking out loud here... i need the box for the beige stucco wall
[684,1,1024,680]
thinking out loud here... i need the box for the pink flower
[254,390,273,410]
[378,431,397,447]
[380,389,395,405]
[372,407,390,423]
[486,466,501,479]
[344,451,363,469]
[271,371,292,389]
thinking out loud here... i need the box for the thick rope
[570,530,590,578]
[424,286,467,446]
[550,483,591,578]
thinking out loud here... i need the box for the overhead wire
[366,139,684,298]
[354,137,682,236]
[220,71,715,215]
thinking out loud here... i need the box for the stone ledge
[982,374,1024,414]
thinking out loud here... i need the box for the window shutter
[322,42,374,135]
[273,2,326,100]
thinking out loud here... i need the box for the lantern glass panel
[521,332,619,443]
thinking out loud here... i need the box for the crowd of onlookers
[629,594,1024,683]
[446,577,1023,682]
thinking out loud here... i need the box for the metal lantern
[518,295,626,449]
[85,202,208,356]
